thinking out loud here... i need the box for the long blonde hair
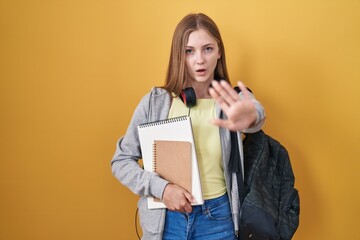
[163,13,230,96]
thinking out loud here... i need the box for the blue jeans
[162,194,236,240]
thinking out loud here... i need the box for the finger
[211,119,246,132]
[237,81,250,100]
[208,85,221,99]
[184,191,195,203]
[220,80,241,101]
[211,118,232,129]
[209,87,230,112]
[184,204,192,213]
[213,80,238,103]
[183,192,194,213]
[211,80,237,104]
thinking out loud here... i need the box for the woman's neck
[191,82,212,99]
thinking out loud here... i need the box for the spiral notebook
[153,140,192,193]
[138,116,203,209]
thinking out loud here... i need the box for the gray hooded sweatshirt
[111,87,265,240]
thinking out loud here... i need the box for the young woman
[111,13,265,240]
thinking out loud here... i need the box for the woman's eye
[204,47,213,52]
[185,49,193,54]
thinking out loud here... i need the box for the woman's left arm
[209,80,265,133]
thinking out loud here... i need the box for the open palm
[209,80,258,132]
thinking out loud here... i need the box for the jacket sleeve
[278,146,300,239]
[241,91,266,133]
[110,93,169,200]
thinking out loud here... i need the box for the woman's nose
[195,52,205,65]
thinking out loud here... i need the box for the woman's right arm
[111,94,169,200]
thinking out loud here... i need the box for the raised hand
[209,80,258,132]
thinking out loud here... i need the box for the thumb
[183,191,195,204]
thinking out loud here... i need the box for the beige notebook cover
[153,140,192,193]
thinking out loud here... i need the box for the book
[153,140,192,194]
[138,116,203,209]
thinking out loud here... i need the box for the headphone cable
[135,208,141,239]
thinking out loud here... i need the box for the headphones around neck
[179,87,197,108]
[179,85,252,109]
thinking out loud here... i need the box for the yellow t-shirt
[168,96,226,200]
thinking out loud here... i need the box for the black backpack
[230,130,300,240]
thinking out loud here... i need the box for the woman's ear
[217,44,222,59]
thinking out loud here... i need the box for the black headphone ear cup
[180,87,197,108]
[234,86,252,94]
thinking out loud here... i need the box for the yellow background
[1,0,359,239]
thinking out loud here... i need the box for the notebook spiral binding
[152,143,157,172]
[138,115,188,128]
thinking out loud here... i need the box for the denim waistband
[190,193,229,215]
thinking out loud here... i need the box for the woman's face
[185,29,220,85]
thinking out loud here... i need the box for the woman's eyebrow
[186,43,215,48]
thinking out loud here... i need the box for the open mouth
[196,69,206,73]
